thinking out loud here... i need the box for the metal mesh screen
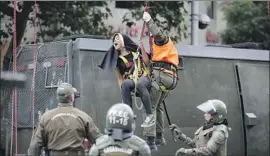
[2,41,69,128]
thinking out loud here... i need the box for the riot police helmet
[105,103,136,141]
[197,99,227,124]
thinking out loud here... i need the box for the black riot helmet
[105,103,136,141]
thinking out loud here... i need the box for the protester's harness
[119,51,150,80]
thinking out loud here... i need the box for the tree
[221,0,270,46]
[0,1,113,70]
[122,1,188,42]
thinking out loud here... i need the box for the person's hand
[169,124,182,135]
[143,12,151,22]
[175,148,193,156]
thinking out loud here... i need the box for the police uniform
[89,103,151,156]
[142,11,179,150]
[28,83,102,156]
[171,99,229,156]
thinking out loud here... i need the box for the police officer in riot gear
[28,83,102,156]
[170,99,229,156]
[89,103,151,156]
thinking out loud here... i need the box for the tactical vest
[152,38,179,67]
[118,52,149,79]
[194,125,228,156]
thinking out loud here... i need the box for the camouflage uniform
[89,103,151,156]
[28,83,102,156]
[172,99,229,156]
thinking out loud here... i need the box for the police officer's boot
[155,132,166,146]
[146,136,157,151]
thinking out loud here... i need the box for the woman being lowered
[99,33,155,128]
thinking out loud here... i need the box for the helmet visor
[197,100,217,115]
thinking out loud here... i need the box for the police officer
[89,103,151,156]
[28,83,102,156]
[170,99,229,156]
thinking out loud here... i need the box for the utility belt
[48,150,85,156]
[151,61,178,76]
[151,61,177,71]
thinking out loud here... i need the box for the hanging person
[138,11,180,150]
[142,11,179,91]
[99,33,155,128]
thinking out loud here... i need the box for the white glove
[143,12,151,22]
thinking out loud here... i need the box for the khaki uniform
[143,86,165,137]
[28,103,102,156]
[178,124,228,156]
[89,135,151,156]
[143,68,177,137]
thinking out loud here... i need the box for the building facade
[105,1,227,45]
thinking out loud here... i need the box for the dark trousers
[121,76,152,114]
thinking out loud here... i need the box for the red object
[16,65,25,71]
[84,139,90,150]
[55,58,66,67]
[206,30,219,43]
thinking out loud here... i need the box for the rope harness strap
[119,52,149,80]
[126,1,150,110]
[150,61,179,92]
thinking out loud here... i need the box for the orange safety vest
[151,38,179,67]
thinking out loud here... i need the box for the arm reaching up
[143,12,169,45]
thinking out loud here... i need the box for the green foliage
[0,1,113,43]
[123,1,188,42]
[37,1,113,40]
[221,0,270,44]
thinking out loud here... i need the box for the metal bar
[162,100,177,142]
[66,40,73,84]
[191,1,199,45]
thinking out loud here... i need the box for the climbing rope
[10,0,17,156]
[10,1,38,155]
[31,0,38,132]
[133,1,150,110]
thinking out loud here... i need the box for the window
[207,1,216,19]
[115,1,134,9]
[115,1,142,9]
